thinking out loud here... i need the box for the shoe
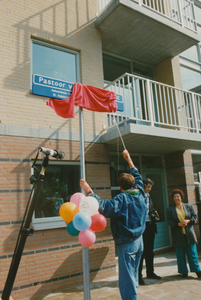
[196,271,201,278]
[139,277,146,285]
[147,273,161,279]
[182,274,188,278]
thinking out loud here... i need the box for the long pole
[79,107,91,300]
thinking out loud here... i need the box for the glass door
[142,170,171,249]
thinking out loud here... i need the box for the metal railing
[105,73,201,133]
[99,0,197,32]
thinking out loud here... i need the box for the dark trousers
[138,221,155,278]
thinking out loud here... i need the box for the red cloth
[46,83,117,118]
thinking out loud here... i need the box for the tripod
[1,147,64,300]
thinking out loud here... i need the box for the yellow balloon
[59,202,79,222]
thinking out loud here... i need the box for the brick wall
[154,56,183,89]
[0,0,107,134]
[0,135,116,299]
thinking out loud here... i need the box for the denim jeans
[117,235,143,300]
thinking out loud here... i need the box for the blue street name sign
[116,94,124,112]
[32,74,124,112]
[32,74,73,99]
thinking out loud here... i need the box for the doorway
[142,170,171,249]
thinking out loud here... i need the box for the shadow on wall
[6,116,77,224]
[3,109,111,254]
[1,117,78,255]
[2,0,101,139]
[29,246,110,300]
[3,0,99,92]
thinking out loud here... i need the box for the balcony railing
[105,73,201,134]
[99,0,197,32]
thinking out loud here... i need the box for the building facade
[0,0,201,298]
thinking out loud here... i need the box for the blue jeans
[117,236,143,300]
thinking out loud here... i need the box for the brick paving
[21,251,201,300]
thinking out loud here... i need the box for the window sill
[33,216,66,230]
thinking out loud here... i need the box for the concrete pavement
[22,251,201,300]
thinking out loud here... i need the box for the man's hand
[123,149,131,161]
[80,179,93,194]
[123,149,134,168]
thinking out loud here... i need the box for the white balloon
[79,196,99,216]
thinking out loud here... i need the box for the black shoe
[182,273,188,278]
[147,273,161,279]
[139,277,146,285]
[196,271,201,278]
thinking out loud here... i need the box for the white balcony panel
[100,73,201,155]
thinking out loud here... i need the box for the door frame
[142,169,171,250]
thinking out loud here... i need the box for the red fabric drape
[46,83,117,118]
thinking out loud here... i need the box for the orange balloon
[59,202,79,222]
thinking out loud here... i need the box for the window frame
[30,39,81,230]
[30,38,80,92]
[179,3,201,92]
[32,160,81,231]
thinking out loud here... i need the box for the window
[33,161,80,230]
[194,3,201,24]
[179,3,201,94]
[30,40,81,230]
[180,45,199,62]
[103,53,131,82]
[141,156,163,169]
[192,153,201,182]
[180,65,201,91]
[31,39,80,99]
[31,39,79,82]
[103,53,154,83]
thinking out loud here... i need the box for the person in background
[80,150,147,300]
[138,178,161,285]
[167,189,201,279]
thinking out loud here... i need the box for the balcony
[96,0,200,66]
[99,73,201,154]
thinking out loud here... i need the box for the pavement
[21,251,201,300]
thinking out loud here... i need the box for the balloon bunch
[59,192,107,247]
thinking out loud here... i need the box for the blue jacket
[91,168,147,245]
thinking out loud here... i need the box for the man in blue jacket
[80,150,147,300]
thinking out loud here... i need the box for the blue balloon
[67,222,80,236]
[73,212,92,231]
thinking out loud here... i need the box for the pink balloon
[78,229,96,247]
[70,193,85,207]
